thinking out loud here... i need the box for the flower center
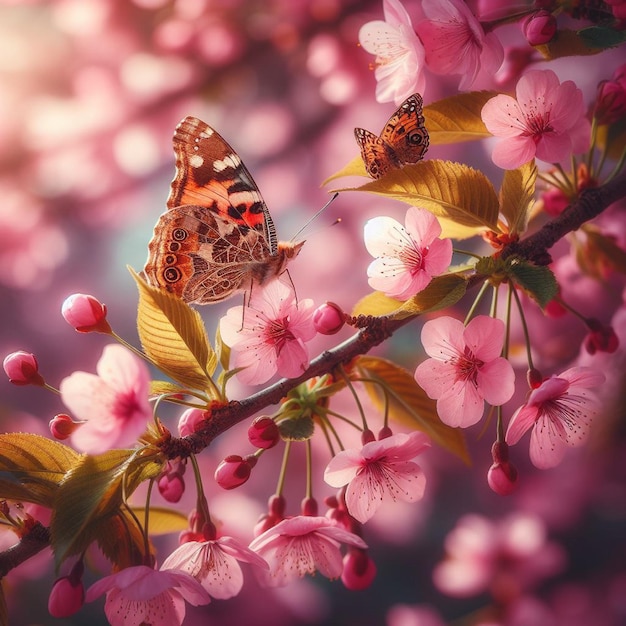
[266,317,296,353]
[399,243,427,276]
[453,346,484,384]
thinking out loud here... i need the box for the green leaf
[353,274,468,319]
[130,268,218,394]
[507,260,559,308]
[499,161,537,236]
[94,511,149,571]
[335,160,501,239]
[355,356,470,464]
[577,26,626,50]
[536,28,608,59]
[50,447,164,566]
[0,434,80,507]
[424,91,498,144]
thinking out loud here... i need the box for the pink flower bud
[48,562,84,618]
[595,73,626,125]
[522,10,557,46]
[248,416,280,449]
[214,454,256,490]
[3,351,45,386]
[584,318,619,355]
[157,460,186,503]
[341,549,377,590]
[488,441,518,496]
[312,301,345,335]
[526,368,544,389]
[178,408,207,437]
[61,293,112,334]
[49,414,80,440]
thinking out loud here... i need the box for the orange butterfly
[355,93,429,179]
[144,117,303,305]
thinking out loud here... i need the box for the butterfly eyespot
[168,241,181,252]
[164,254,177,264]
[408,132,425,145]
[163,267,182,283]
[172,228,188,241]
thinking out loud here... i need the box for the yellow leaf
[339,160,501,238]
[355,356,470,464]
[322,154,369,185]
[499,161,537,236]
[424,91,498,144]
[132,506,189,535]
[536,28,606,59]
[130,268,218,394]
[352,292,404,318]
[0,433,80,507]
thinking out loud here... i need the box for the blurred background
[1,1,625,624]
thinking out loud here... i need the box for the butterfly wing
[144,205,273,304]
[354,127,400,179]
[379,93,429,167]
[167,116,278,254]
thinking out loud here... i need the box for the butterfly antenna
[290,192,339,242]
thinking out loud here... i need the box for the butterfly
[144,117,303,305]
[354,93,429,179]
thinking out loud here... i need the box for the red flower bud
[341,549,377,590]
[214,454,256,490]
[48,562,84,618]
[361,428,376,445]
[49,414,80,440]
[178,408,207,437]
[522,10,557,46]
[3,351,45,386]
[61,293,112,334]
[527,368,544,389]
[584,319,619,355]
[488,441,518,496]
[157,460,186,503]
[301,497,318,516]
[313,302,345,335]
[248,416,280,449]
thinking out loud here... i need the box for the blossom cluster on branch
[1,1,626,625]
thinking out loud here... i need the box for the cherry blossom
[59,344,152,454]
[505,367,605,469]
[248,516,367,587]
[161,536,269,599]
[324,431,430,523]
[415,0,503,90]
[364,207,452,300]
[358,0,426,104]
[414,315,515,427]
[85,565,211,626]
[481,69,590,169]
[219,280,317,385]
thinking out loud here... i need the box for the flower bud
[522,10,557,46]
[526,368,543,389]
[49,414,80,440]
[488,441,518,496]
[584,318,619,355]
[178,408,207,437]
[3,351,45,386]
[341,549,377,590]
[157,460,186,503]
[248,416,280,449]
[48,562,84,618]
[61,293,112,334]
[301,497,318,517]
[312,302,345,335]
[214,454,257,490]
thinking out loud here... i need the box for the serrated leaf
[150,380,187,397]
[131,268,218,393]
[424,91,497,144]
[94,511,149,571]
[51,447,164,565]
[355,356,470,464]
[507,260,558,307]
[353,274,467,319]
[499,161,537,236]
[335,160,500,239]
[0,433,80,507]
[322,155,368,185]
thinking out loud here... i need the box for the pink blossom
[505,367,604,469]
[219,280,317,385]
[248,516,367,587]
[161,536,269,599]
[433,513,565,599]
[414,316,515,427]
[85,565,211,626]
[481,69,590,169]
[358,0,426,104]
[415,0,503,90]
[324,431,430,523]
[59,344,152,454]
[364,207,452,300]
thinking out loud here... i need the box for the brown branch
[0,522,50,579]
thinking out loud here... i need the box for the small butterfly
[354,93,429,179]
[144,117,303,305]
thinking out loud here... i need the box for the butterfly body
[144,117,302,304]
[355,93,429,179]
